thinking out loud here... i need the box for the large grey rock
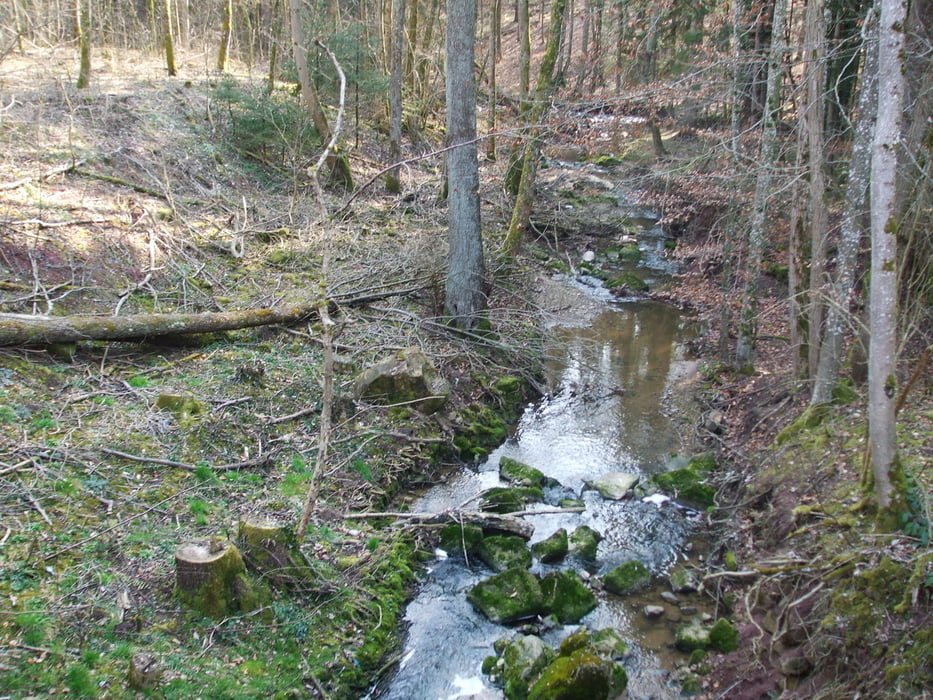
[351,347,450,413]
[587,472,639,500]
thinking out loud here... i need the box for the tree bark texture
[386,0,406,192]
[868,0,905,512]
[76,0,91,88]
[217,0,233,71]
[444,0,486,328]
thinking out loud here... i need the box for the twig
[100,447,271,472]
[26,493,53,525]
[268,404,319,425]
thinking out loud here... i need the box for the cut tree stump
[128,653,160,690]
[174,539,265,618]
[236,516,314,589]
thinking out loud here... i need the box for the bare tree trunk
[386,0,406,192]
[76,0,91,88]
[444,0,486,328]
[217,0,233,71]
[486,0,499,161]
[811,5,877,405]
[518,0,530,97]
[868,0,905,514]
[163,0,177,76]
[502,0,566,256]
[735,0,788,370]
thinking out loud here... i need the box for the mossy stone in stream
[589,628,629,660]
[478,535,533,572]
[652,467,715,509]
[499,635,555,700]
[675,618,711,652]
[606,272,649,294]
[568,525,602,562]
[540,570,597,624]
[528,648,614,700]
[467,568,545,624]
[603,559,651,595]
[439,523,484,557]
[453,404,510,460]
[531,528,568,564]
[480,486,545,514]
[500,457,547,488]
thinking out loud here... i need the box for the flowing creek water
[375,226,706,700]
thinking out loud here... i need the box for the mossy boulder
[589,628,629,660]
[467,568,545,624]
[532,529,569,564]
[540,570,597,624]
[351,347,451,413]
[603,559,651,595]
[479,535,533,572]
[652,465,715,509]
[708,618,739,653]
[453,404,510,460]
[480,486,545,514]
[498,635,556,700]
[675,618,710,652]
[586,471,639,500]
[528,648,615,700]
[606,272,649,294]
[500,457,547,488]
[669,567,701,594]
[439,523,484,557]
[568,525,602,562]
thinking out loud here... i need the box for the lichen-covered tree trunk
[735,0,788,370]
[810,7,878,406]
[868,0,905,514]
[163,0,177,76]
[502,0,566,256]
[444,0,486,328]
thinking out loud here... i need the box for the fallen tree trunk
[0,281,427,347]
[343,507,584,540]
[0,304,317,346]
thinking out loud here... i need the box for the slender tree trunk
[486,0,499,161]
[217,0,233,71]
[163,0,177,76]
[735,0,788,370]
[811,6,878,405]
[444,0,486,328]
[502,0,566,256]
[868,0,905,514]
[386,0,406,192]
[518,0,530,98]
[76,0,91,89]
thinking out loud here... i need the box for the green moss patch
[603,559,651,595]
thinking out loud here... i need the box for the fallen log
[342,507,584,540]
[0,281,429,347]
[0,304,317,347]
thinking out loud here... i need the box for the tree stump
[236,516,314,589]
[174,539,263,618]
[129,653,160,690]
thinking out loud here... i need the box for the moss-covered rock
[351,347,451,413]
[669,567,701,594]
[500,457,547,488]
[499,635,555,700]
[708,618,739,653]
[467,568,545,624]
[568,526,602,562]
[652,467,715,509]
[540,570,597,624]
[528,648,613,700]
[606,272,649,294]
[675,618,710,652]
[439,523,484,557]
[453,404,510,460]
[531,529,569,564]
[479,535,533,572]
[589,628,629,660]
[480,486,545,514]
[603,559,651,595]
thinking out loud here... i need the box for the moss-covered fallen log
[0,304,318,346]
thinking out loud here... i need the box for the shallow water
[376,289,701,700]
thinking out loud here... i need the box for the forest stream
[375,223,709,700]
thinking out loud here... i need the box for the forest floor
[0,49,930,699]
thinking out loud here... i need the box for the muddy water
[376,280,702,700]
